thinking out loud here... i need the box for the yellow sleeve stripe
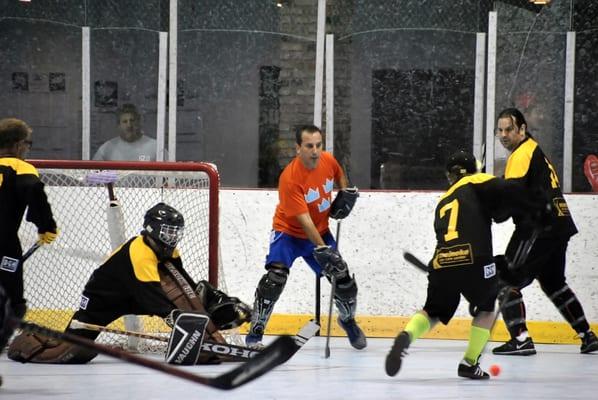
[0,158,39,176]
[129,236,161,282]
[439,173,495,201]
[505,139,537,179]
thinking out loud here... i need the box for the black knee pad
[499,287,528,336]
[334,275,357,302]
[544,284,589,333]
[256,265,289,302]
[333,275,358,321]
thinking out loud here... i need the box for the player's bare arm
[295,212,326,246]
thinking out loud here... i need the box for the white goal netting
[16,160,232,352]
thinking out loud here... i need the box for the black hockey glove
[313,245,348,280]
[494,254,532,288]
[329,187,359,219]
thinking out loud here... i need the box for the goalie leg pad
[166,312,209,365]
[334,275,358,321]
[195,280,252,330]
[250,265,288,336]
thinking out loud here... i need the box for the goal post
[18,160,221,351]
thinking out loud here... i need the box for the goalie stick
[10,318,319,390]
[86,170,140,350]
[69,319,260,361]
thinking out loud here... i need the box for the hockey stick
[324,221,341,359]
[69,319,260,361]
[403,251,429,273]
[22,242,42,262]
[11,318,319,390]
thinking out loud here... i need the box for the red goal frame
[29,159,221,287]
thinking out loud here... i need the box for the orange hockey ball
[489,364,501,376]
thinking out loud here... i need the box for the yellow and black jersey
[0,157,56,256]
[505,137,577,238]
[80,235,192,318]
[431,173,542,270]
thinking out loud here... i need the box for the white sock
[516,331,529,341]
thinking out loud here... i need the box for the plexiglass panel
[493,0,568,179]
[176,0,318,187]
[88,0,164,161]
[0,1,84,159]
[329,0,487,189]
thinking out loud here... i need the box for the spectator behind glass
[93,104,162,161]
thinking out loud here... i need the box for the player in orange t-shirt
[246,125,365,350]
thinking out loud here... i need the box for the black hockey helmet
[446,150,478,175]
[142,203,185,256]
[445,150,478,185]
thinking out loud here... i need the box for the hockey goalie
[8,202,252,365]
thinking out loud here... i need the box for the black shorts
[505,235,569,293]
[423,262,498,325]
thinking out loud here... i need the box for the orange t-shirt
[272,151,343,238]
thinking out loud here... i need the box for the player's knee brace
[256,265,289,302]
[544,284,589,333]
[498,287,527,336]
[334,275,358,321]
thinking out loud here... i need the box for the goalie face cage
[18,160,220,351]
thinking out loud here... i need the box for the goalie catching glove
[313,245,349,280]
[329,187,358,219]
[195,280,252,330]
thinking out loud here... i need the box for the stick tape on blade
[85,170,119,185]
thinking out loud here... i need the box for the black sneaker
[385,331,410,377]
[337,317,367,349]
[458,359,490,380]
[492,337,536,355]
[580,331,598,354]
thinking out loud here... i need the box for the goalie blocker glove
[329,187,358,219]
[166,312,210,365]
[313,246,349,280]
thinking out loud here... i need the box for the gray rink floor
[1,336,597,400]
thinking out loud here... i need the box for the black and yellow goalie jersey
[505,137,577,239]
[431,173,539,270]
[80,235,191,318]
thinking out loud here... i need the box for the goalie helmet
[142,203,185,257]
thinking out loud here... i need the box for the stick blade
[211,319,320,390]
[210,336,297,389]
[403,251,430,273]
[85,170,119,185]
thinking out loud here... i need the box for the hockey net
[17,160,237,353]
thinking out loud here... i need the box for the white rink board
[21,188,597,323]
[220,190,598,322]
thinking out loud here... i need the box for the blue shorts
[264,231,337,275]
